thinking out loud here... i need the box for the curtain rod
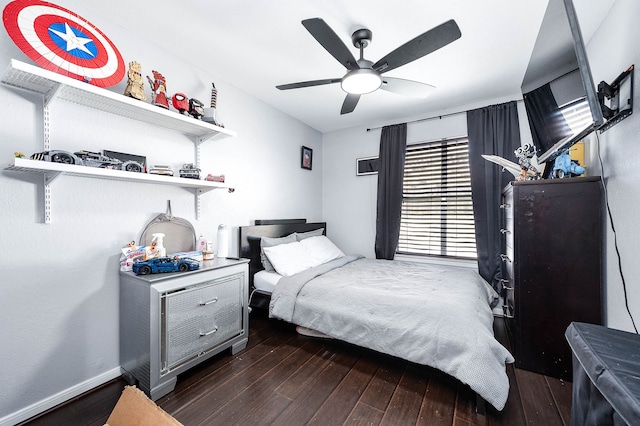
[366,99,523,132]
[366,110,465,132]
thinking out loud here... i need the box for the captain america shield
[3,0,125,87]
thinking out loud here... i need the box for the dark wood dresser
[501,176,603,380]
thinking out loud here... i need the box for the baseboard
[0,367,122,426]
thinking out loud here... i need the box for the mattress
[253,270,282,293]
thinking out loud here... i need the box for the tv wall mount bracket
[598,64,634,133]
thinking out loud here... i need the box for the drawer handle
[499,279,510,284]
[199,297,218,306]
[500,254,511,262]
[502,285,514,291]
[200,327,218,337]
[500,203,511,209]
[500,228,511,235]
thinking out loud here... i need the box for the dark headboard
[238,221,327,285]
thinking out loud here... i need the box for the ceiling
[79,0,615,133]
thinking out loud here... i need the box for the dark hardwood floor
[19,312,572,425]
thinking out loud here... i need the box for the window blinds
[398,138,477,259]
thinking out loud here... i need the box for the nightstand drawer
[162,274,244,373]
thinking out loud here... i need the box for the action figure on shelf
[514,143,541,181]
[481,143,541,182]
[203,82,222,126]
[188,98,204,119]
[146,70,169,109]
[123,61,147,101]
[172,92,189,115]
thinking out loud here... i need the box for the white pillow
[263,241,314,276]
[300,236,345,266]
[260,233,296,272]
[263,236,345,277]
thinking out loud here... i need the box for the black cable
[596,132,639,333]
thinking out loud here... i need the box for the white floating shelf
[7,158,232,192]
[2,59,236,141]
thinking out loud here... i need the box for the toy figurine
[189,98,204,119]
[551,149,585,178]
[172,92,189,115]
[123,61,147,101]
[203,82,222,126]
[482,143,541,182]
[146,70,169,109]
[514,143,541,181]
[210,82,218,108]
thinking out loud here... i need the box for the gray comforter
[269,255,515,411]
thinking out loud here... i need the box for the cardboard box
[106,386,182,426]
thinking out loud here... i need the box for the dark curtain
[374,123,407,260]
[467,101,520,293]
[523,83,571,153]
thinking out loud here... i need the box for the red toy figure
[172,93,189,115]
[146,70,169,109]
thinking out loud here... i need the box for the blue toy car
[133,257,200,275]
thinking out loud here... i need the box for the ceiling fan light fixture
[341,69,382,95]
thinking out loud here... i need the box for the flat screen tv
[521,0,604,166]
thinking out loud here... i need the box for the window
[559,97,591,131]
[398,138,477,259]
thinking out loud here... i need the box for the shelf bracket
[42,83,62,151]
[193,135,207,168]
[194,186,219,221]
[195,187,206,221]
[43,171,61,223]
[44,82,63,108]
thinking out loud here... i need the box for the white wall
[584,0,640,332]
[0,0,322,422]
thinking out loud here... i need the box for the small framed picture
[301,146,313,170]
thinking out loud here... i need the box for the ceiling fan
[276,18,461,115]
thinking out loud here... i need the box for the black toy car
[74,150,143,172]
[132,256,200,275]
[30,149,143,172]
[179,163,201,179]
[30,150,81,164]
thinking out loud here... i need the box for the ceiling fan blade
[380,77,435,98]
[302,18,359,71]
[276,78,341,90]
[341,93,360,115]
[373,19,461,74]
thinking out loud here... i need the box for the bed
[238,221,514,411]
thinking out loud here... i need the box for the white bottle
[217,224,229,258]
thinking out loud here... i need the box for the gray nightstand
[119,258,249,400]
